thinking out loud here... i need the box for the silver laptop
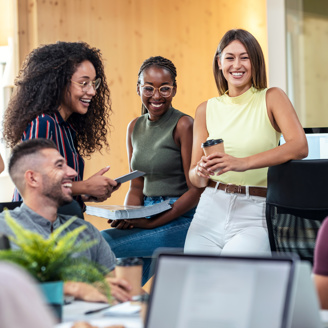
[288,261,323,328]
[280,127,328,160]
[145,253,296,328]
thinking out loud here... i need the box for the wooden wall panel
[16,0,267,227]
[17,0,38,63]
[303,15,328,127]
[0,1,15,46]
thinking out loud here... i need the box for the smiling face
[38,148,77,206]
[218,40,252,96]
[137,66,176,121]
[60,60,97,121]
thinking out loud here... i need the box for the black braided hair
[137,56,177,114]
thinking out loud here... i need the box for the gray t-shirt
[0,203,116,271]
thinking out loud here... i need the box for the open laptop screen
[280,127,328,160]
[146,254,295,328]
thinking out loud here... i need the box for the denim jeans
[101,196,195,285]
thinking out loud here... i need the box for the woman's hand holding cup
[201,139,225,174]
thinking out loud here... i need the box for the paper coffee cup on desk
[139,293,149,324]
[115,257,143,297]
[201,139,224,156]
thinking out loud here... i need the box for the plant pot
[40,281,64,322]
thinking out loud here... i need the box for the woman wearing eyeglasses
[3,41,118,208]
[101,56,203,284]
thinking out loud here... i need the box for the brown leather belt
[208,180,267,198]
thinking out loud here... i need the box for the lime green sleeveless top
[206,87,280,187]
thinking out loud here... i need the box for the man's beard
[42,175,73,207]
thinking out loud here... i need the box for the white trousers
[184,185,270,255]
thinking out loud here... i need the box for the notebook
[280,127,328,160]
[85,200,172,220]
[145,253,296,328]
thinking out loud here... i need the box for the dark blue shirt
[13,111,85,208]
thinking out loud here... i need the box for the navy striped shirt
[13,111,85,208]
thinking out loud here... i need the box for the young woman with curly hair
[3,41,119,208]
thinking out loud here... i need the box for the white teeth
[63,183,72,188]
[232,72,243,76]
[81,99,91,103]
[151,103,162,108]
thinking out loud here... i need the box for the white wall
[0,175,14,201]
[0,41,16,202]
[266,0,287,91]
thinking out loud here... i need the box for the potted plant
[0,210,111,319]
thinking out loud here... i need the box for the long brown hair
[213,29,267,95]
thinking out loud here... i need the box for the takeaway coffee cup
[201,139,224,156]
[139,293,149,324]
[115,257,143,297]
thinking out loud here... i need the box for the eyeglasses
[140,84,174,97]
[71,78,101,92]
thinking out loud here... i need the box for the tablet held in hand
[114,170,145,184]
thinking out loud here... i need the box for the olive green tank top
[131,107,189,197]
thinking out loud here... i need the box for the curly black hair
[137,56,177,115]
[3,41,111,157]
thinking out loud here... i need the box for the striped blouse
[13,111,85,208]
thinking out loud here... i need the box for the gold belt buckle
[225,184,243,194]
[225,183,235,193]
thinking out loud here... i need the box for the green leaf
[0,210,111,301]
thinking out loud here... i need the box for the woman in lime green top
[184,29,308,255]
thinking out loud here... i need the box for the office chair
[0,200,83,219]
[266,160,328,264]
[0,201,22,212]
[57,200,84,220]
[0,234,10,250]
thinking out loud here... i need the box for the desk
[56,301,328,328]
[56,301,143,328]
[321,310,328,328]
